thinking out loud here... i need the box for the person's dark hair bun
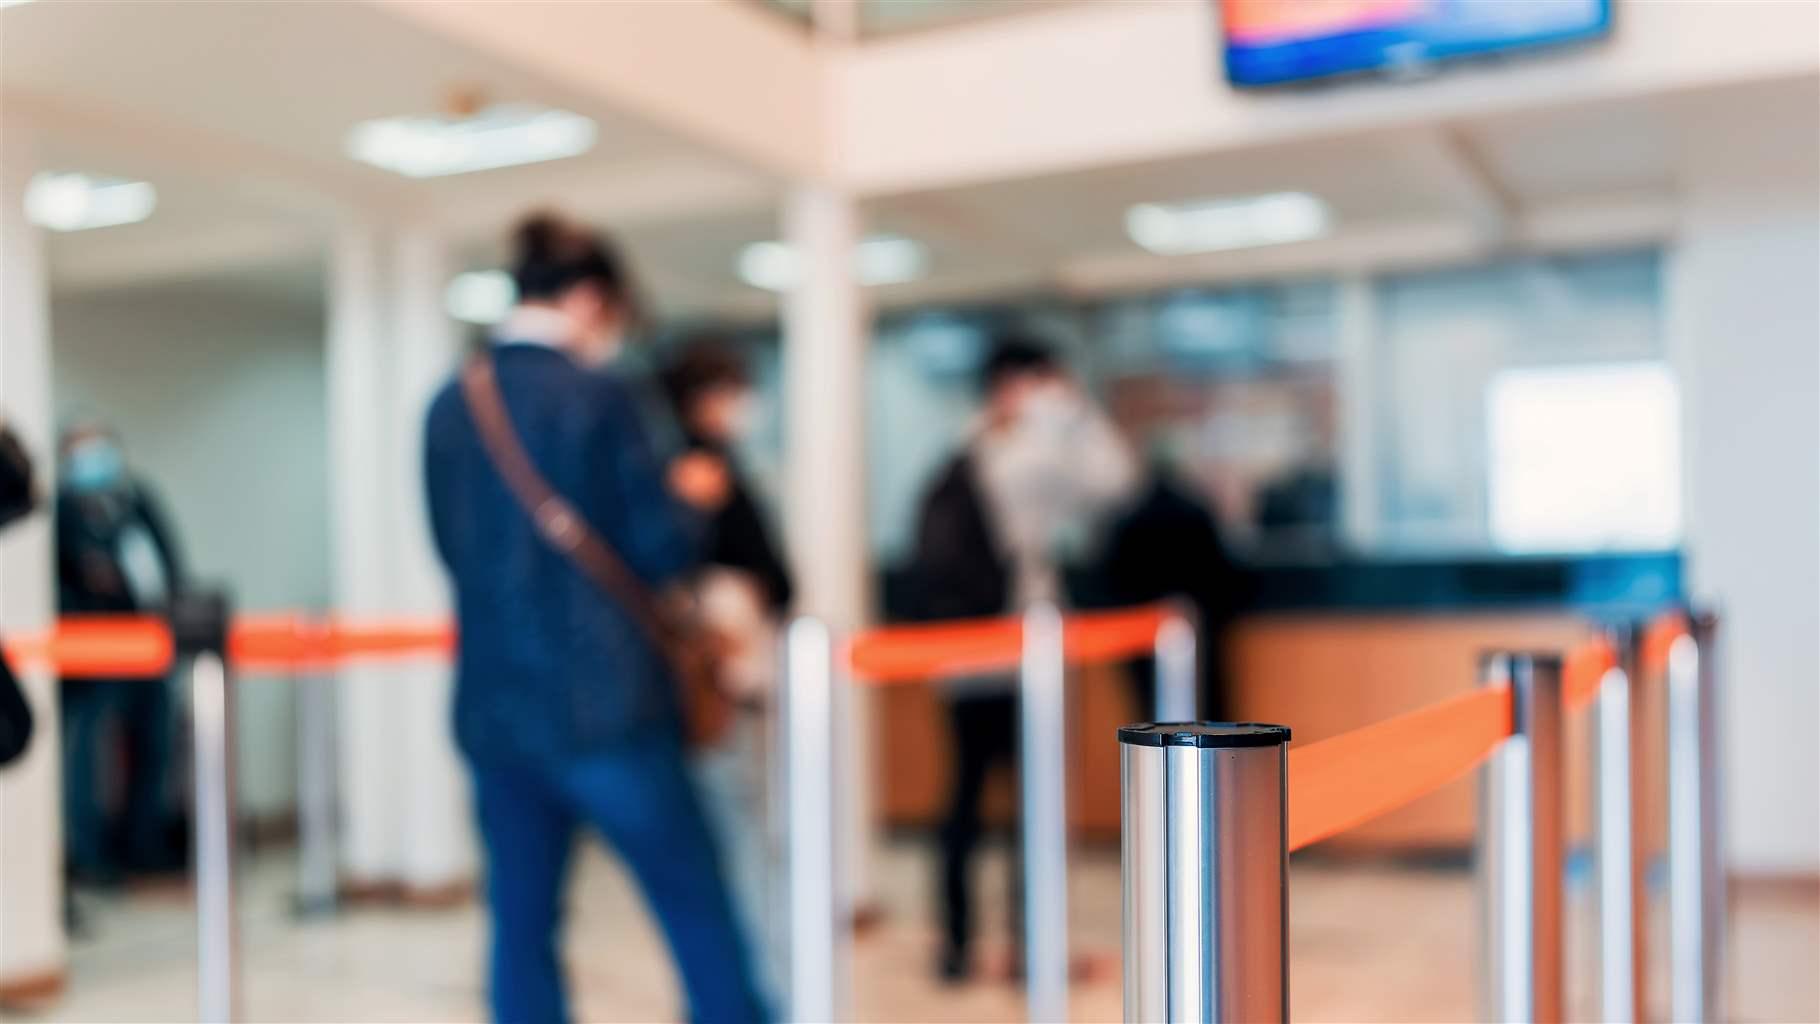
[514,212,569,265]
[509,210,638,321]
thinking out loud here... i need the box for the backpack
[909,452,1010,622]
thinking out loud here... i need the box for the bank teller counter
[874,551,1683,853]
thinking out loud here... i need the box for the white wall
[50,276,330,819]
[1669,90,1820,876]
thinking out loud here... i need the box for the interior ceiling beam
[367,0,826,183]
[1423,126,1518,246]
[3,92,411,221]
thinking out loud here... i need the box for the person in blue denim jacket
[423,212,764,1024]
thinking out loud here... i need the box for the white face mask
[1017,382,1081,436]
[724,392,762,441]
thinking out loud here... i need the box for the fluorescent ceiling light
[346,104,597,178]
[24,172,156,232]
[735,234,929,292]
[1125,192,1331,256]
[0,1,37,8]
[445,270,517,326]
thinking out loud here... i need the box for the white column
[0,112,67,990]
[1335,273,1380,552]
[386,226,470,889]
[781,185,877,916]
[326,222,403,885]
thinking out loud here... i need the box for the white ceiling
[5,1,1814,319]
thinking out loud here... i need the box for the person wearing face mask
[909,332,1137,983]
[54,424,186,887]
[659,335,793,1005]
[422,212,765,1024]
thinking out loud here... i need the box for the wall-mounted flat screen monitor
[1220,0,1612,88]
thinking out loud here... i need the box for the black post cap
[1118,722,1291,749]
[169,587,232,657]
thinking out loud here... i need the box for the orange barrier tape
[3,615,175,679]
[1564,636,1619,712]
[3,613,455,678]
[1286,685,1512,852]
[846,605,1169,683]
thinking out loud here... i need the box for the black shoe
[937,946,971,985]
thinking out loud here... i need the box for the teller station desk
[872,552,1683,856]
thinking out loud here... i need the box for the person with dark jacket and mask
[423,212,764,1024]
[54,424,185,882]
[909,334,1137,983]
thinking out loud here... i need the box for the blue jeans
[470,737,767,1024]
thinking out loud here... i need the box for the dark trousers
[939,691,1022,956]
[470,736,766,1024]
[61,678,172,878]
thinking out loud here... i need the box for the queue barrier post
[1595,624,1644,1023]
[1478,652,1566,1024]
[781,617,839,1023]
[1120,722,1290,1023]
[293,663,338,916]
[1153,605,1198,724]
[173,589,239,1024]
[1668,614,1725,1024]
[1020,602,1070,1024]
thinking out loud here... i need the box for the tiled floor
[25,839,1819,1023]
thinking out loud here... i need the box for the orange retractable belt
[3,614,455,678]
[1286,685,1512,852]
[846,605,1168,683]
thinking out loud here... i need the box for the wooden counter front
[872,611,1658,855]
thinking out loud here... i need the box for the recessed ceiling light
[1125,192,1331,256]
[0,1,38,9]
[346,104,597,179]
[24,172,157,232]
[445,270,517,326]
[734,233,930,292]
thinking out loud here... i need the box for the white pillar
[326,222,474,893]
[386,226,470,889]
[0,112,67,992]
[1335,273,1380,552]
[326,223,401,885]
[781,185,877,915]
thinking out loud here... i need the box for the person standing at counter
[909,333,1137,983]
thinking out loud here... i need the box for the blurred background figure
[660,334,792,1003]
[1100,436,1246,722]
[0,418,39,770]
[54,423,185,888]
[909,332,1136,983]
[423,212,764,1024]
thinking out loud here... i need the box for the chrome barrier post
[1594,652,1639,1023]
[174,590,239,1024]
[1668,615,1725,1024]
[294,667,338,916]
[1153,606,1198,723]
[1478,653,1565,1024]
[781,617,837,1023]
[1020,602,1069,1024]
[1120,722,1291,1023]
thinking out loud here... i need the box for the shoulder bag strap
[459,355,677,648]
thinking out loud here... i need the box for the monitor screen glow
[1220,0,1612,87]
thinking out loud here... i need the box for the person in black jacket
[1101,460,1248,722]
[909,334,1137,983]
[54,424,185,882]
[659,335,793,1003]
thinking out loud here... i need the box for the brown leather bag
[459,356,733,746]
